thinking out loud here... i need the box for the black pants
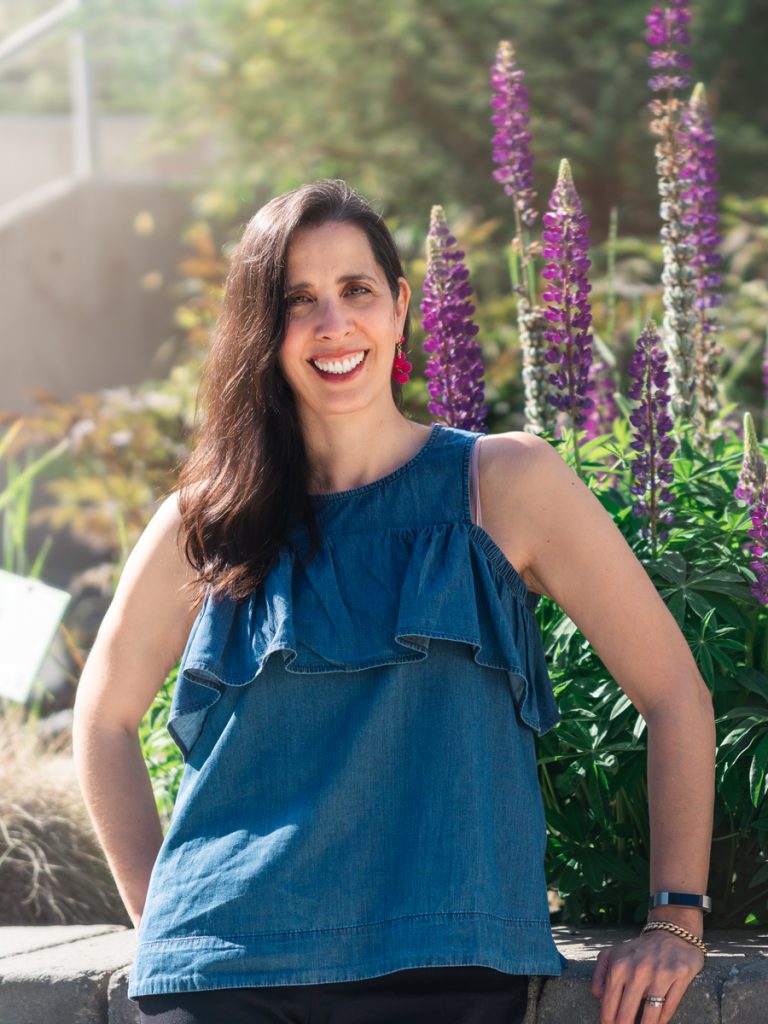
[135,965,530,1024]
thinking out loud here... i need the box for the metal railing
[0,0,96,182]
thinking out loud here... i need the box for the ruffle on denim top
[167,425,561,761]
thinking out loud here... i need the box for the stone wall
[0,925,765,1023]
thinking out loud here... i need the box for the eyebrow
[284,272,378,293]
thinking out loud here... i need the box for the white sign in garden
[0,569,71,703]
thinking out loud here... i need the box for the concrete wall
[0,175,199,415]
[0,112,220,414]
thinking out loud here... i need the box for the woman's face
[277,221,410,423]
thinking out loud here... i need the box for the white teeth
[312,351,365,374]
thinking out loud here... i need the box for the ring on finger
[646,994,666,1007]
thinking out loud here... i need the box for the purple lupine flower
[489,39,550,433]
[421,206,487,432]
[583,356,620,442]
[541,159,595,435]
[490,40,538,230]
[645,1,693,92]
[627,319,676,545]
[734,411,767,504]
[747,488,768,605]
[678,82,724,440]
[583,356,622,487]
[646,0,699,427]
[737,415,768,604]
[680,84,723,315]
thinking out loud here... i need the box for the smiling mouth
[309,350,369,380]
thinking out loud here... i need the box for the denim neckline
[309,422,441,502]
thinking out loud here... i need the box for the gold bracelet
[642,920,707,956]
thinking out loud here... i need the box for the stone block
[108,965,141,1024]
[0,925,121,960]
[0,928,136,1024]
[721,958,768,1024]
[537,960,602,1023]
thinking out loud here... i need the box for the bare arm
[72,491,202,928]
[482,432,715,1021]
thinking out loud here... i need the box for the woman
[73,179,715,1024]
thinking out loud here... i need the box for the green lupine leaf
[649,552,688,585]
[709,645,740,674]
[581,852,606,890]
[667,591,686,623]
[748,862,768,888]
[609,694,633,720]
[735,669,768,703]
[750,756,768,808]
[697,645,715,684]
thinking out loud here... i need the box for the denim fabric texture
[127,423,568,1000]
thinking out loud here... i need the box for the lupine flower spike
[583,357,622,488]
[518,303,558,437]
[490,40,538,267]
[583,358,620,442]
[734,411,767,505]
[541,158,595,471]
[489,40,556,437]
[646,0,699,429]
[678,82,724,445]
[747,493,768,606]
[733,404,768,605]
[627,319,676,550]
[421,206,487,432]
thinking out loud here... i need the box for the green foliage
[536,426,768,928]
[153,0,764,231]
[0,419,68,577]
[138,663,185,834]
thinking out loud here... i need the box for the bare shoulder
[476,430,555,597]
[478,431,710,718]
[103,490,204,641]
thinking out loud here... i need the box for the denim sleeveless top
[127,423,568,999]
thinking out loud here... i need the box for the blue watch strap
[649,891,712,913]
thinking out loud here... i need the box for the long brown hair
[175,179,412,606]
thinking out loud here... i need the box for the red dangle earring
[391,334,412,384]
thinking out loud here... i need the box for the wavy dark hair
[175,179,412,606]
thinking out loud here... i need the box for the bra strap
[471,435,484,528]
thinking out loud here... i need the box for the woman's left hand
[591,929,705,1024]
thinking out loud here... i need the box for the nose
[314,295,353,340]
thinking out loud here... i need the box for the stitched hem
[128,911,567,998]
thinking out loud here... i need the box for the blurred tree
[144,0,765,237]
[1,0,764,238]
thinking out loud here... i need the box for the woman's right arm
[72,491,203,929]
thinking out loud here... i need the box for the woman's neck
[303,415,432,495]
